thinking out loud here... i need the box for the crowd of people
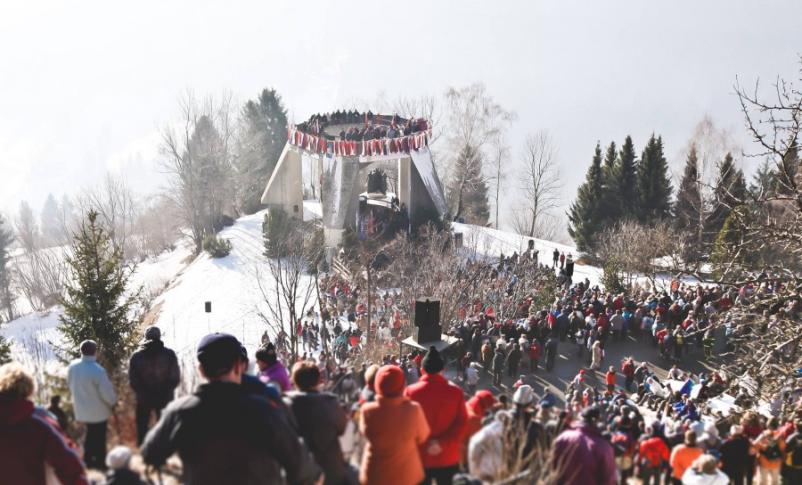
[295,111,429,142]
[2,238,802,484]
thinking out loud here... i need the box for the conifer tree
[0,214,14,323]
[707,153,747,240]
[637,134,673,223]
[599,141,620,223]
[449,144,490,225]
[749,159,777,198]
[568,142,604,252]
[58,210,140,375]
[236,88,289,214]
[675,146,704,252]
[613,136,639,220]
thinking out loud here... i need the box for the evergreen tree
[449,144,490,225]
[599,141,620,223]
[613,136,639,219]
[236,88,289,214]
[0,214,14,323]
[568,142,604,252]
[776,137,799,196]
[58,210,140,375]
[636,134,673,223]
[40,193,61,246]
[749,158,777,198]
[674,146,704,252]
[707,153,747,240]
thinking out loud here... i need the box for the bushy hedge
[203,234,232,258]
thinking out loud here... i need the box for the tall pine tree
[707,153,747,241]
[637,134,673,223]
[568,142,604,252]
[599,141,620,223]
[58,210,141,375]
[675,146,704,251]
[236,88,289,214]
[613,136,639,220]
[749,159,777,198]
[449,144,490,225]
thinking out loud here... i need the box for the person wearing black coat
[286,361,354,485]
[142,333,322,485]
[128,326,180,445]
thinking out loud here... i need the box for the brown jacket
[359,396,430,485]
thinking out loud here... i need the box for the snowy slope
[148,210,314,366]
[0,241,194,369]
[453,222,603,287]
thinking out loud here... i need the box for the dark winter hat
[375,365,406,397]
[196,333,242,377]
[145,326,161,341]
[422,346,444,374]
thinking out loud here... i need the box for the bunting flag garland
[287,125,432,156]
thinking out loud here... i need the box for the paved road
[446,332,712,403]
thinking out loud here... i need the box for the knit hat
[197,333,242,375]
[421,346,444,374]
[474,390,496,409]
[105,446,133,470]
[375,365,406,397]
[512,385,535,406]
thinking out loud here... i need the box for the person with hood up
[0,362,88,485]
[549,404,616,485]
[405,346,468,485]
[359,365,430,485]
[255,343,292,392]
[128,326,180,445]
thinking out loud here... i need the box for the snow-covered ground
[453,222,603,287]
[0,240,194,372]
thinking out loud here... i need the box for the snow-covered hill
[453,222,602,286]
[2,210,604,384]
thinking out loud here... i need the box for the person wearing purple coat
[549,405,616,485]
[255,344,292,392]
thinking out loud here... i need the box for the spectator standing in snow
[549,405,616,485]
[142,332,322,485]
[128,326,180,445]
[552,248,559,268]
[256,343,292,392]
[286,361,352,485]
[405,346,468,485]
[67,340,117,470]
[0,362,88,485]
[359,365,430,485]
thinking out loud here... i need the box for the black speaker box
[414,298,441,344]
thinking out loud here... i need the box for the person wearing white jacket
[67,340,117,470]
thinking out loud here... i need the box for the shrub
[203,235,232,258]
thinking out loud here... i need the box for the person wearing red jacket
[461,390,496,467]
[638,424,670,485]
[405,346,467,485]
[528,340,541,371]
[0,362,88,485]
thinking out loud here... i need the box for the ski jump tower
[260,112,448,248]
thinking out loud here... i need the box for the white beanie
[105,446,133,470]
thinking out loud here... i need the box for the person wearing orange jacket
[405,346,468,485]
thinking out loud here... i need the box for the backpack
[762,436,782,461]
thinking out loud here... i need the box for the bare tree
[15,201,39,253]
[517,132,561,238]
[75,173,139,259]
[443,83,515,213]
[160,91,236,254]
[255,219,321,360]
[14,247,68,311]
[488,132,510,228]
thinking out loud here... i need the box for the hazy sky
[1,0,800,232]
